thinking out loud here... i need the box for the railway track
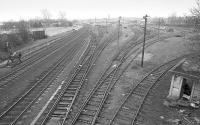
[62,27,177,125]
[19,30,73,58]
[33,30,116,125]
[113,29,171,62]
[0,31,88,125]
[108,55,191,125]
[20,28,88,60]
[61,29,144,125]
[0,28,89,88]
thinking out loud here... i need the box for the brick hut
[167,57,200,103]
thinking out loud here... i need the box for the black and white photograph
[0,0,199,124]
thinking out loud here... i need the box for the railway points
[0,22,199,125]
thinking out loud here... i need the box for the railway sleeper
[122,103,140,112]
[85,105,98,111]
[56,106,70,111]
[143,79,157,83]
[71,79,82,83]
[129,94,143,101]
[135,86,148,92]
[132,91,146,97]
[88,99,102,104]
[81,110,96,116]
[102,101,112,106]
[150,72,162,77]
[88,100,101,105]
[68,84,80,88]
[86,101,101,107]
[77,119,92,125]
[64,90,76,95]
[78,115,93,123]
[96,114,111,123]
[96,89,107,93]
[59,101,71,105]
[94,92,105,96]
[101,104,110,109]
[114,115,132,125]
[62,94,74,98]
[96,119,111,125]
[66,88,77,91]
[92,94,105,98]
[74,75,84,80]
[57,103,70,108]
[122,105,138,113]
[52,111,66,116]
[119,110,136,119]
[139,82,152,88]
[62,96,74,100]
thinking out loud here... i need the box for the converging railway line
[33,29,117,125]
[0,28,87,87]
[0,27,90,124]
[44,25,188,125]
[0,23,195,125]
[108,54,195,125]
[52,27,165,125]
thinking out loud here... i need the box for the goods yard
[0,19,200,125]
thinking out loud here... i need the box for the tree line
[0,9,76,55]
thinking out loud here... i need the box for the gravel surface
[1,25,199,124]
[0,30,88,113]
[78,25,200,124]
[25,38,90,125]
[105,27,200,124]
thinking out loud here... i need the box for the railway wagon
[167,58,200,103]
[32,30,46,40]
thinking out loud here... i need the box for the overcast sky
[0,0,196,21]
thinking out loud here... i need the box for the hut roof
[170,57,200,79]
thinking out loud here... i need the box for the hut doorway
[180,78,193,100]
[168,75,194,100]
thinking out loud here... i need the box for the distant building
[30,29,46,40]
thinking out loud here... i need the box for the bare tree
[58,11,66,21]
[41,9,52,20]
[190,0,200,29]
[191,0,200,17]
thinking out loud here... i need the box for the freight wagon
[32,30,47,40]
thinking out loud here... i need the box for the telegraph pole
[117,16,121,53]
[141,14,148,67]
[158,18,160,41]
[106,18,108,33]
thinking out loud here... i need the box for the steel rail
[0,33,88,125]
[67,31,132,125]
[0,30,88,89]
[108,54,195,125]
[69,30,177,125]
[37,31,114,125]
[0,29,87,85]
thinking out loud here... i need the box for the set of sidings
[62,29,181,125]
[0,28,87,88]
[63,28,145,125]
[109,55,191,125]
[0,29,89,125]
[35,39,97,124]
[35,29,116,125]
